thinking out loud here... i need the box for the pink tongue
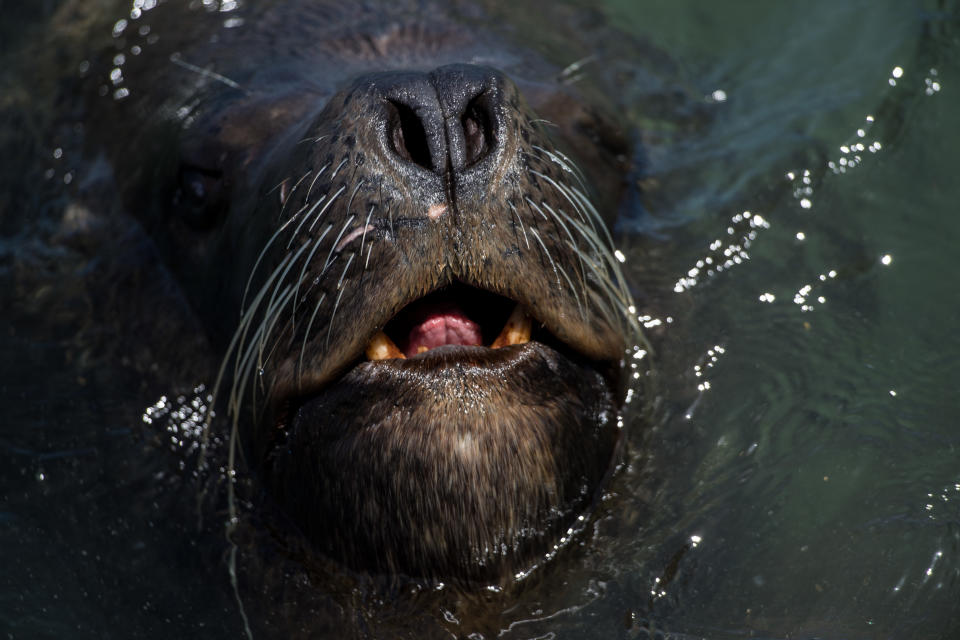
[405,301,483,357]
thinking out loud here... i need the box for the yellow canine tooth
[366,331,405,361]
[491,305,532,348]
[416,345,429,354]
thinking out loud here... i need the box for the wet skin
[84,0,642,583]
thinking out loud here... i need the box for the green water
[607,1,960,637]
[1,1,958,638]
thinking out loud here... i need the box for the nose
[378,64,501,178]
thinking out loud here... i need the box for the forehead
[106,0,560,107]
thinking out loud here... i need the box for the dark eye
[174,164,226,230]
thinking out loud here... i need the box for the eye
[174,163,227,230]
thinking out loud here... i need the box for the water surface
[1,1,958,638]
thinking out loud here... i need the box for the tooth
[491,304,532,348]
[366,331,405,360]
[417,345,429,354]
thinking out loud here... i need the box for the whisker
[227,258,292,419]
[251,284,297,400]
[298,292,327,380]
[241,216,299,314]
[256,241,312,368]
[525,198,586,318]
[305,162,331,201]
[527,227,562,292]
[525,196,550,222]
[529,168,592,229]
[364,241,373,271]
[568,242,639,336]
[359,203,375,259]
[388,199,395,239]
[308,185,346,233]
[507,201,531,250]
[329,157,348,180]
[325,282,348,352]
[336,252,355,290]
[558,54,597,80]
[529,118,557,128]
[549,148,590,193]
[291,223,333,318]
[297,133,329,145]
[534,172,632,305]
[237,251,293,364]
[169,53,243,90]
[200,296,260,456]
[531,145,589,195]
[528,166,637,335]
[277,170,312,220]
[288,193,328,248]
[234,287,291,420]
[345,179,364,217]
[563,182,614,248]
[561,220,630,306]
[537,200,589,319]
[323,214,356,273]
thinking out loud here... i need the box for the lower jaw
[263,341,620,582]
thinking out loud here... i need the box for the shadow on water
[1,1,959,638]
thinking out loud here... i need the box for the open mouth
[366,284,534,360]
[270,281,623,434]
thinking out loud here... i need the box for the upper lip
[265,230,632,412]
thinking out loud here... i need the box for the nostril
[461,94,494,168]
[387,100,432,170]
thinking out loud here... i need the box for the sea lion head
[249,64,639,581]
[92,2,644,584]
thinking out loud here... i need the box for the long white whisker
[241,212,303,313]
[324,214,356,271]
[291,223,333,319]
[527,227,562,292]
[234,253,293,381]
[537,200,589,318]
[288,193,327,248]
[359,203,375,258]
[529,168,593,230]
[562,223,631,307]
[256,240,312,372]
[507,201,531,250]
[531,145,589,194]
[568,242,639,337]
[252,284,297,400]
[329,157,348,180]
[235,284,294,419]
[525,198,586,318]
[336,252,355,290]
[564,182,615,249]
[227,259,291,420]
[308,185,346,233]
[305,162,331,201]
[345,179,364,216]
[277,170,312,220]
[298,292,326,380]
[533,171,632,304]
[325,284,348,352]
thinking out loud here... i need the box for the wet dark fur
[80,0,645,584]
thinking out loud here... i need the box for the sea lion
[81,0,646,583]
